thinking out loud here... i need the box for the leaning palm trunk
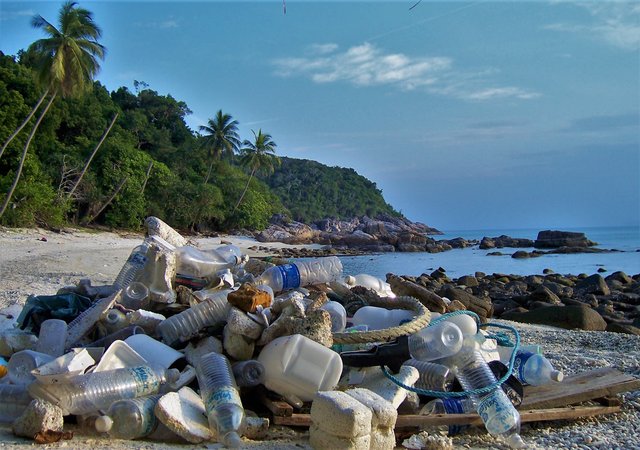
[0,88,50,161]
[203,159,215,184]
[232,167,256,213]
[66,112,119,199]
[0,91,57,218]
[83,176,128,224]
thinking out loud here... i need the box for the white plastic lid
[344,275,356,285]
[94,415,113,432]
[551,370,564,382]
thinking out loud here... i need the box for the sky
[1,1,639,231]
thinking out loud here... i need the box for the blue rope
[380,311,521,399]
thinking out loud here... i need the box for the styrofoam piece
[155,387,213,443]
[92,340,147,372]
[31,349,96,384]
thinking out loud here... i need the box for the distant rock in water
[534,230,597,248]
[480,235,534,249]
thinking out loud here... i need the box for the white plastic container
[257,334,343,403]
[320,300,347,332]
[36,319,68,357]
[351,305,415,331]
[125,334,184,370]
[7,350,55,385]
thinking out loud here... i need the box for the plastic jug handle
[339,336,410,373]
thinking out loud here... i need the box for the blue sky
[1,1,639,231]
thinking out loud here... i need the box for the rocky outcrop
[480,235,534,249]
[534,230,597,248]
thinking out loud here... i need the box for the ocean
[339,226,640,279]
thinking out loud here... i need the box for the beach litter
[0,216,638,449]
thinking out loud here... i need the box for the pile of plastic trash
[0,217,565,449]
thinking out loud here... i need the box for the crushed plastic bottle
[511,350,563,386]
[28,364,179,415]
[256,256,343,292]
[408,322,464,362]
[196,352,245,448]
[231,359,265,388]
[95,395,161,439]
[403,358,456,391]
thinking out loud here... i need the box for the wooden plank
[594,396,622,407]
[258,389,293,417]
[272,406,621,428]
[521,367,640,410]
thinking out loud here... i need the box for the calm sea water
[339,226,640,279]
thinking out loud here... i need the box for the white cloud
[0,9,34,21]
[135,18,179,29]
[272,42,541,101]
[546,1,640,50]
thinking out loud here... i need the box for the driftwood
[386,273,447,313]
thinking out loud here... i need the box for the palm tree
[198,110,240,184]
[0,1,105,218]
[232,129,280,213]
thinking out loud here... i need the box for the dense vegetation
[0,2,400,232]
[262,157,399,223]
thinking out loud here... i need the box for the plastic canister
[351,305,415,331]
[257,334,343,403]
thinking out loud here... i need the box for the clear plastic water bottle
[157,294,231,346]
[344,273,395,297]
[402,358,456,391]
[7,350,54,385]
[512,351,563,386]
[196,352,245,448]
[36,319,68,357]
[211,244,244,265]
[256,256,343,292]
[120,282,150,310]
[176,245,237,281]
[27,364,180,415]
[114,242,151,289]
[420,397,475,435]
[101,309,128,334]
[127,310,166,336]
[0,384,33,423]
[95,395,161,439]
[231,360,265,388]
[448,338,525,448]
[408,322,464,362]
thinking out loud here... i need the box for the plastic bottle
[36,318,68,357]
[7,350,55,385]
[176,245,237,281]
[448,338,525,448]
[408,322,464,362]
[195,352,245,448]
[402,358,456,391]
[157,295,231,346]
[256,256,343,292]
[114,242,151,289]
[27,364,180,415]
[210,244,244,265]
[344,273,395,297]
[127,310,166,336]
[351,305,415,331]
[430,312,478,336]
[257,334,343,403]
[511,351,563,386]
[420,397,475,435]
[231,360,265,388]
[137,245,177,304]
[320,300,347,332]
[95,395,161,439]
[120,282,150,310]
[0,384,33,423]
[101,309,128,334]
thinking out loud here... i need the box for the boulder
[437,285,493,321]
[534,230,596,248]
[501,305,607,331]
[480,235,534,249]
[575,274,611,296]
[528,285,562,305]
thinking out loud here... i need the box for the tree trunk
[67,112,119,199]
[0,88,50,161]
[83,176,128,224]
[140,160,154,194]
[203,158,215,184]
[232,167,256,213]
[0,92,57,218]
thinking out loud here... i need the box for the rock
[291,309,333,347]
[529,285,562,305]
[457,275,479,287]
[0,329,37,358]
[606,271,634,285]
[226,307,264,340]
[575,274,611,296]
[501,305,607,331]
[155,387,213,443]
[223,326,255,361]
[310,390,372,439]
[145,216,189,248]
[605,322,640,335]
[12,399,64,439]
[534,230,596,248]
[437,285,493,321]
[480,235,534,249]
[227,283,272,313]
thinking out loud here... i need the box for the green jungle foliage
[0,52,400,231]
[262,157,400,223]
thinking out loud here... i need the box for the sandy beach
[1,227,639,449]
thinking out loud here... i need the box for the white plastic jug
[351,305,415,330]
[257,334,343,403]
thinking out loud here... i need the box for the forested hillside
[0,52,402,232]
[263,157,399,223]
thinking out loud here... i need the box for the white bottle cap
[95,415,113,432]
[551,370,564,382]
